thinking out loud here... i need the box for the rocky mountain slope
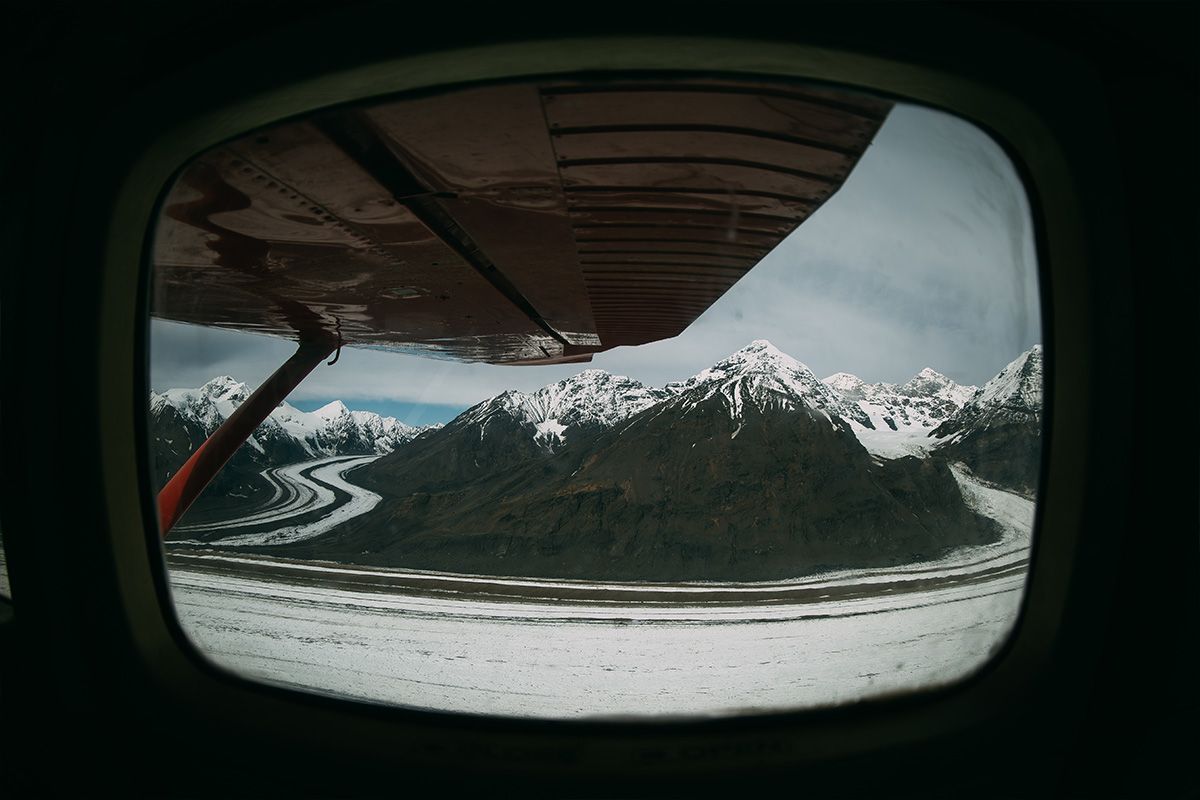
[929,345,1044,496]
[453,369,675,451]
[823,367,977,433]
[276,341,1025,580]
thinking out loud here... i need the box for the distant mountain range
[149,378,439,515]
[823,366,977,432]
[257,340,1043,580]
[154,340,1041,578]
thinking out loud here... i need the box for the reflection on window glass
[148,78,1040,719]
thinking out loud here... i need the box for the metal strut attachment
[156,339,337,537]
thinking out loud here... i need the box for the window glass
[149,80,1040,718]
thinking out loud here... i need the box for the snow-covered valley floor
[165,465,1034,719]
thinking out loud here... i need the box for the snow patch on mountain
[534,418,568,448]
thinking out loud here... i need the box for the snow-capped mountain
[151,376,439,460]
[930,345,1044,496]
[660,339,874,429]
[932,345,1044,441]
[147,377,440,522]
[152,375,253,435]
[350,409,430,454]
[451,340,881,451]
[822,367,977,433]
[455,368,674,449]
[904,367,978,407]
[155,342,1041,577]
[446,339,997,454]
[328,338,1014,581]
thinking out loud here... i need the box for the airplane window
[147,78,1041,718]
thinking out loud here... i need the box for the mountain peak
[153,383,434,460]
[716,339,811,374]
[736,338,786,359]
[313,400,350,419]
[570,368,614,381]
[931,343,1043,446]
[822,372,866,393]
[974,345,1043,409]
[667,340,871,427]
[546,368,632,393]
[457,367,670,448]
[200,375,249,403]
[899,367,952,395]
[820,364,978,439]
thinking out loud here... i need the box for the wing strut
[156,339,336,537]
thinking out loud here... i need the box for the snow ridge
[159,342,1037,461]
[931,345,1043,444]
[453,339,1030,451]
[152,376,441,457]
[971,345,1043,411]
[458,369,674,449]
[663,339,873,427]
[821,366,978,434]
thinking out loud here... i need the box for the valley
[155,340,1041,716]
[164,462,1032,718]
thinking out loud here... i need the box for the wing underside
[152,77,891,364]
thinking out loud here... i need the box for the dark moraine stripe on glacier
[170,458,367,544]
[179,464,301,527]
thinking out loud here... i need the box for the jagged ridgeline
[249,340,1045,581]
[929,346,1044,497]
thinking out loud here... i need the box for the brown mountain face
[934,419,1042,498]
[148,400,284,518]
[279,380,1001,581]
[931,346,1044,498]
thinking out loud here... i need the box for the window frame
[92,30,1095,774]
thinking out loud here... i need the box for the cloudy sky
[150,103,1042,426]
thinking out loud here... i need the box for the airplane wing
[151,76,891,532]
[152,77,892,365]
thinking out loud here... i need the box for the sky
[149,103,1042,427]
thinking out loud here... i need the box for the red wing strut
[156,340,335,535]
